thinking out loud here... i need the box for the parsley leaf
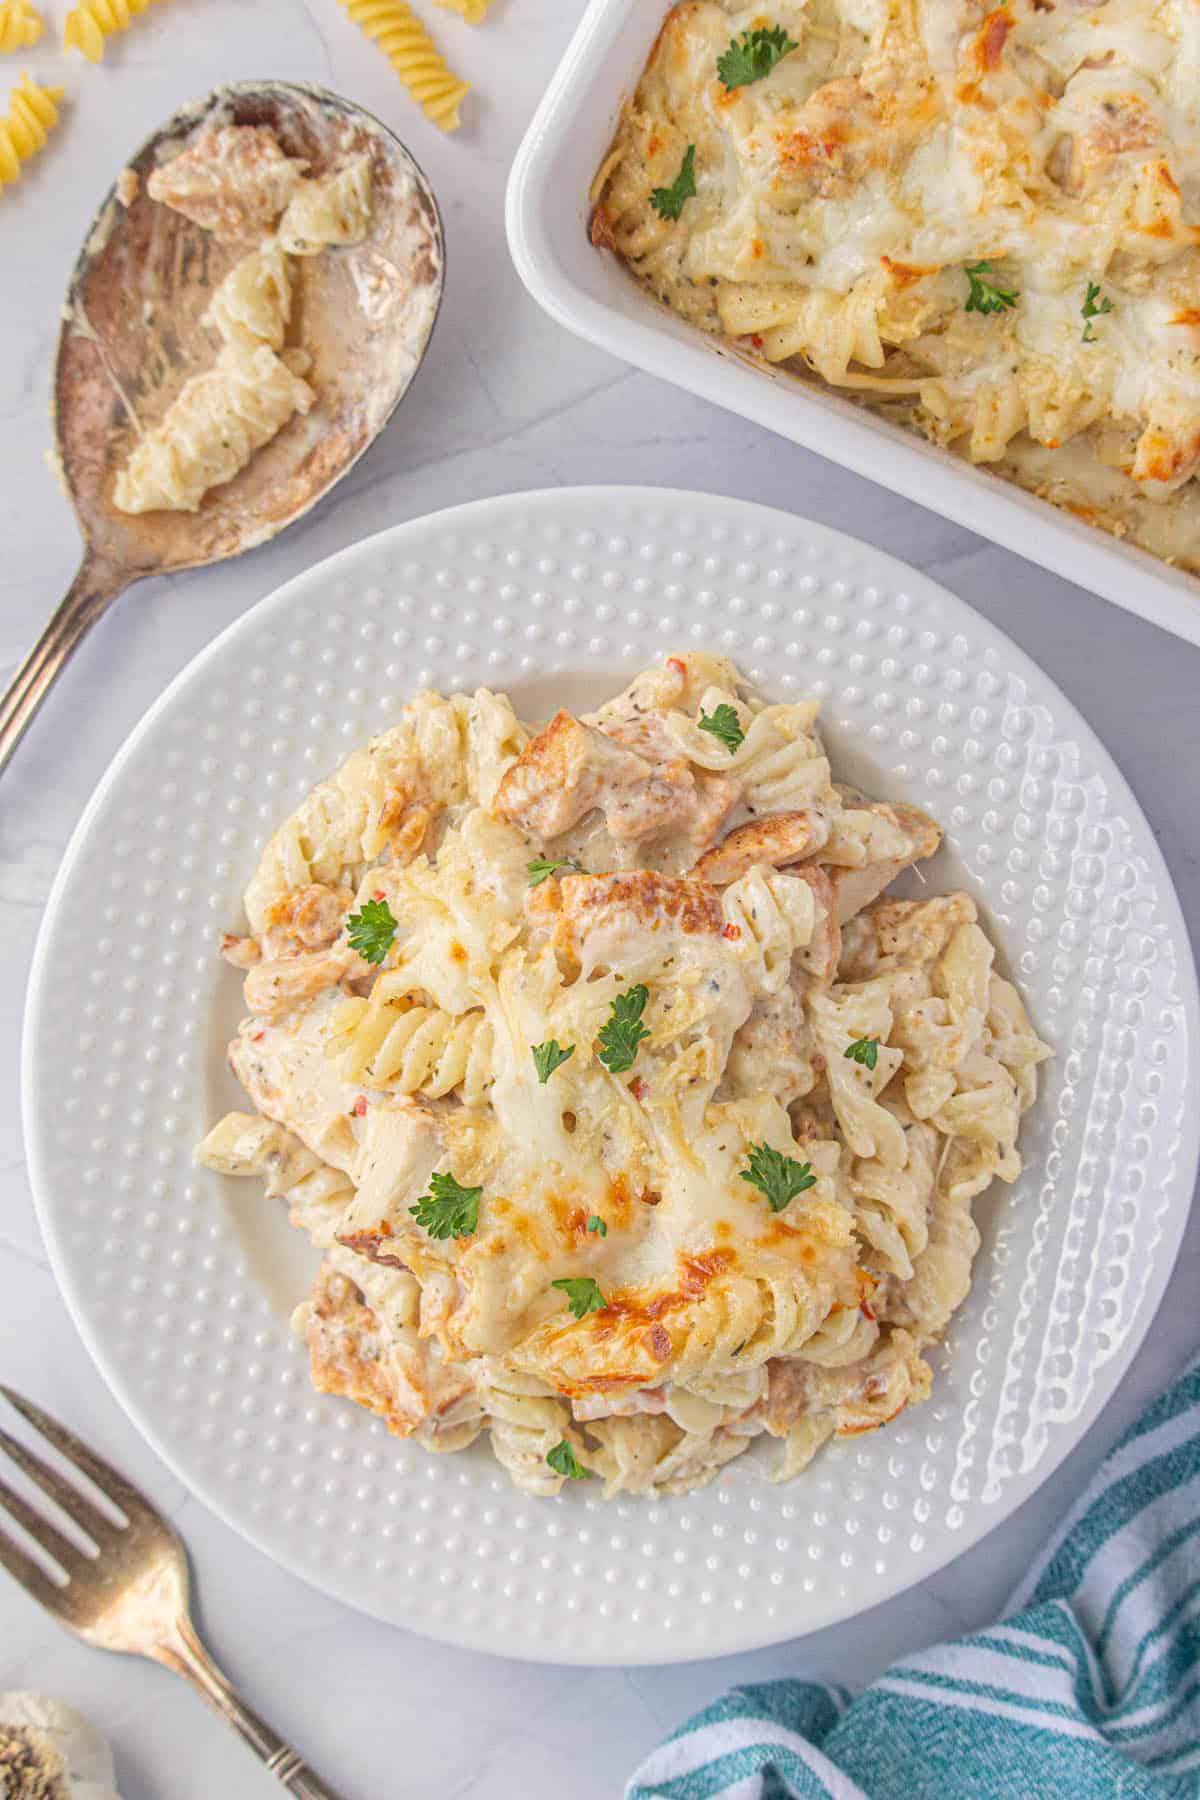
[740,1142,817,1213]
[346,897,397,966]
[698,702,745,755]
[964,261,1019,316]
[597,984,651,1074]
[844,1034,880,1071]
[552,1275,608,1319]
[527,856,578,888]
[547,1438,592,1480]
[717,25,798,90]
[1081,280,1113,343]
[586,1214,607,1237]
[409,1171,481,1240]
[650,144,697,222]
[532,1039,575,1084]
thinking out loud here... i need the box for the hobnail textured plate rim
[23,487,1200,1665]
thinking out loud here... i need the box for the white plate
[24,488,1200,1665]
[506,0,1200,651]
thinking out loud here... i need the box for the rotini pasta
[329,989,495,1107]
[204,239,293,353]
[337,0,469,132]
[239,692,473,931]
[476,1368,576,1496]
[434,0,492,21]
[0,3,42,53]
[0,71,61,190]
[63,0,168,61]
[113,341,314,514]
[197,653,1049,1499]
[278,156,373,255]
[115,139,372,515]
[591,0,1200,578]
[586,1412,752,1497]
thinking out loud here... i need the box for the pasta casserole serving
[590,2,1200,575]
[197,653,1049,1498]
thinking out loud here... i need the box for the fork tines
[0,1386,136,1604]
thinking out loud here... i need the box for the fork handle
[155,1615,349,1799]
[0,555,130,778]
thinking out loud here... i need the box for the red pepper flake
[630,1077,647,1102]
[750,333,765,348]
[722,922,742,940]
[352,1096,368,1117]
[250,1029,265,1043]
[372,889,386,902]
[860,1301,876,1322]
[667,656,687,676]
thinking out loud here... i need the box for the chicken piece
[838,892,977,980]
[493,710,654,838]
[260,882,353,957]
[146,125,306,237]
[825,802,941,924]
[690,810,825,884]
[606,757,700,842]
[688,771,742,848]
[1053,69,1165,195]
[304,1257,479,1440]
[595,703,737,844]
[243,946,355,1020]
[220,931,260,969]
[229,995,360,1171]
[552,869,724,960]
[336,1103,446,1258]
[789,864,841,987]
[493,708,723,847]
[764,1328,930,1438]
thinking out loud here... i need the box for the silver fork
[0,1386,346,1798]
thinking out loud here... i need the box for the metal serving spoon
[0,80,444,776]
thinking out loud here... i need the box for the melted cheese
[197,657,1050,1497]
[593,0,1200,574]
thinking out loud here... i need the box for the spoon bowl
[1,80,444,774]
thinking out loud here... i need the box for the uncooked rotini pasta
[337,0,469,132]
[0,3,42,53]
[63,0,168,61]
[0,71,61,190]
[434,0,493,21]
[197,652,1051,1500]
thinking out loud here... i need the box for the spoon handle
[0,558,129,778]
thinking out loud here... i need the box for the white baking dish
[506,0,1200,649]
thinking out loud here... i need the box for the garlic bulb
[0,1694,123,1800]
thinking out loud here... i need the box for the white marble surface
[1,5,1198,1797]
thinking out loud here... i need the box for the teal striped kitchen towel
[629,1358,1200,1799]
